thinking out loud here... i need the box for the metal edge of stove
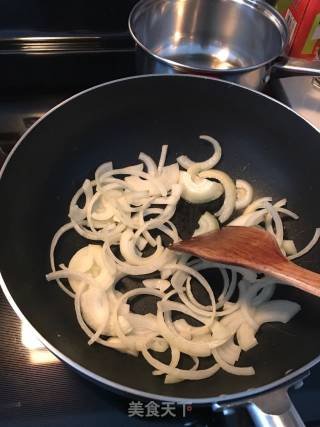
[275,75,320,130]
[0,33,137,94]
[0,33,135,54]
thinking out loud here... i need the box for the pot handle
[247,388,304,427]
[272,57,320,78]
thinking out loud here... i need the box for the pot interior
[129,0,288,72]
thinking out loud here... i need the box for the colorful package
[275,0,320,59]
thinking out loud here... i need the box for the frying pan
[0,75,320,426]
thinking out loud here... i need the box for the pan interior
[0,75,320,400]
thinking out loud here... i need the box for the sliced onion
[68,244,116,292]
[254,300,301,326]
[80,287,111,338]
[235,179,253,210]
[243,197,273,214]
[153,346,180,378]
[228,209,268,227]
[95,162,113,186]
[160,163,180,190]
[282,240,297,256]
[263,201,284,246]
[177,135,222,171]
[158,145,168,174]
[143,346,220,381]
[288,228,320,260]
[193,212,219,237]
[199,170,236,223]
[212,349,255,375]
[166,263,216,318]
[236,323,257,351]
[157,303,228,357]
[143,279,171,292]
[218,339,241,364]
[112,288,162,351]
[179,170,223,204]
[120,229,164,266]
[104,238,176,276]
[139,152,158,176]
[49,222,75,297]
[100,167,167,196]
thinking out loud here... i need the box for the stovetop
[0,48,320,427]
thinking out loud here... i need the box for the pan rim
[0,73,319,404]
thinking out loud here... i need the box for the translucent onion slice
[185,276,213,313]
[228,209,267,227]
[90,192,114,223]
[193,212,220,237]
[199,170,236,223]
[158,221,180,243]
[124,164,179,195]
[158,145,168,175]
[282,240,297,256]
[167,264,216,318]
[236,323,257,351]
[153,346,180,377]
[218,339,241,364]
[100,167,167,196]
[177,135,222,171]
[68,244,116,292]
[157,303,227,357]
[252,280,276,307]
[243,197,273,214]
[212,349,255,375]
[235,179,253,210]
[143,279,171,292]
[112,288,163,351]
[262,201,284,246]
[254,300,301,326]
[49,222,75,297]
[161,300,211,329]
[95,161,113,186]
[46,269,96,289]
[120,229,164,266]
[165,355,199,384]
[288,228,320,260]
[80,287,111,339]
[139,152,158,176]
[160,163,180,190]
[104,238,177,276]
[179,171,223,204]
[142,346,220,381]
[133,184,182,237]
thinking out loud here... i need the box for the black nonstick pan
[0,75,319,426]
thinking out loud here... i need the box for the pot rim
[129,0,289,74]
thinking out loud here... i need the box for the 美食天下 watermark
[128,400,193,418]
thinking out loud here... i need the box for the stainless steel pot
[129,0,320,90]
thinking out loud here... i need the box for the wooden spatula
[171,226,320,297]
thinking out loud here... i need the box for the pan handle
[272,57,320,78]
[247,388,304,427]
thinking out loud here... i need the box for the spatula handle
[267,260,320,297]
